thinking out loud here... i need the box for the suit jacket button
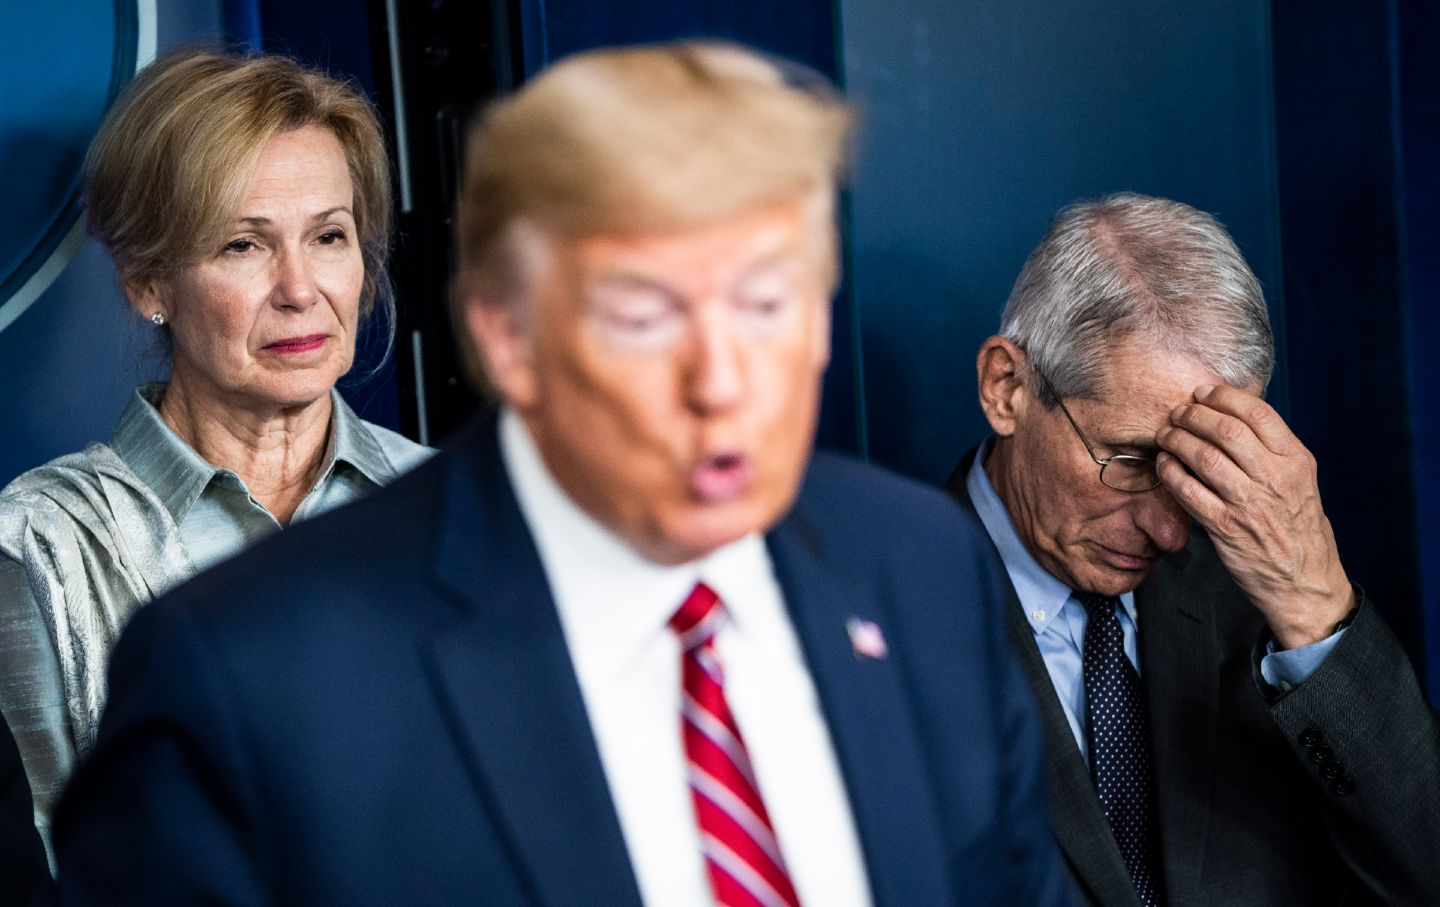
[1332,775,1357,796]
[1320,762,1345,780]
[1309,744,1334,764]
[1298,727,1323,748]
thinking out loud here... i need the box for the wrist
[1269,584,1357,651]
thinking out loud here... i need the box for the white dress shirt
[500,410,872,907]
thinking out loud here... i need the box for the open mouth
[690,452,753,503]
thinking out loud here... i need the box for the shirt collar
[110,382,221,523]
[965,437,1137,633]
[110,382,398,523]
[498,408,779,681]
[326,389,405,487]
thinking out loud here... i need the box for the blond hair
[85,49,392,317]
[454,41,853,307]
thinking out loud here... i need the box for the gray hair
[1000,192,1274,406]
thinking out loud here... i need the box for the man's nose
[684,309,745,414]
[1133,486,1191,553]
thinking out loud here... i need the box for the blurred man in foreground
[54,42,1071,905]
[946,192,1440,905]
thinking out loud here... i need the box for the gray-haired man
[944,192,1440,906]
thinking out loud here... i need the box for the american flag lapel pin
[846,616,889,660]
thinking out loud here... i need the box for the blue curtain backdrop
[1398,0,1440,706]
[1267,0,1428,692]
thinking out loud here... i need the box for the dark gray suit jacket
[946,448,1440,906]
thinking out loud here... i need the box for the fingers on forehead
[1194,385,1294,451]
[1176,398,1255,447]
[1157,452,1225,524]
[1161,423,1251,497]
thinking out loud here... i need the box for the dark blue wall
[839,0,1286,483]
[513,0,835,75]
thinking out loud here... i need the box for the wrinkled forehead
[1077,341,1248,435]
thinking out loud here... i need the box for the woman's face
[147,125,364,416]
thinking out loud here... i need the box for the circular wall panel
[0,0,155,333]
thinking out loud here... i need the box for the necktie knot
[1073,589,1121,617]
[670,581,726,652]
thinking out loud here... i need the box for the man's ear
[976,335,1029,438]
[463,295,539,410]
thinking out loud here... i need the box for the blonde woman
[0,50,430,854]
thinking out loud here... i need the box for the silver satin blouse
[0,382,431,859]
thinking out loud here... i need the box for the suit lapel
[1136,550,1218,907]
[766,508,952,907]
[946,448,1138,906]
[423,423,643,907]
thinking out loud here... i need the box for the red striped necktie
[670,582,803,907]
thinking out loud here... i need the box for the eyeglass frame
[1032,368,1163,493]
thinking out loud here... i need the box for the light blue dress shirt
[964,440,1343,760]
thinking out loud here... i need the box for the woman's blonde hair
[454,41,854,307]
[85,49,393,318]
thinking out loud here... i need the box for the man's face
[989,337,1260,596]
[474,198,833,564]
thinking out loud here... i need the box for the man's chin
[1076,560,1153,597]
[639,503,778,566]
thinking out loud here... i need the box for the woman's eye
[223,239,256,255]
[317,229,348,245]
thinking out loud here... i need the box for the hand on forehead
[1155,382,1353,649]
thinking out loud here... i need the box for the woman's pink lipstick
[264,334,327,354]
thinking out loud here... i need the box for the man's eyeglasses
[1035,370,1162,493]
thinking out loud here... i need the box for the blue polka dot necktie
[1076,590,1163,907]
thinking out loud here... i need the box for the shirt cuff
[1260,627,1348,691]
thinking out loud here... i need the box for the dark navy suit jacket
[1,709,50,905]
[54,419,1073,906]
